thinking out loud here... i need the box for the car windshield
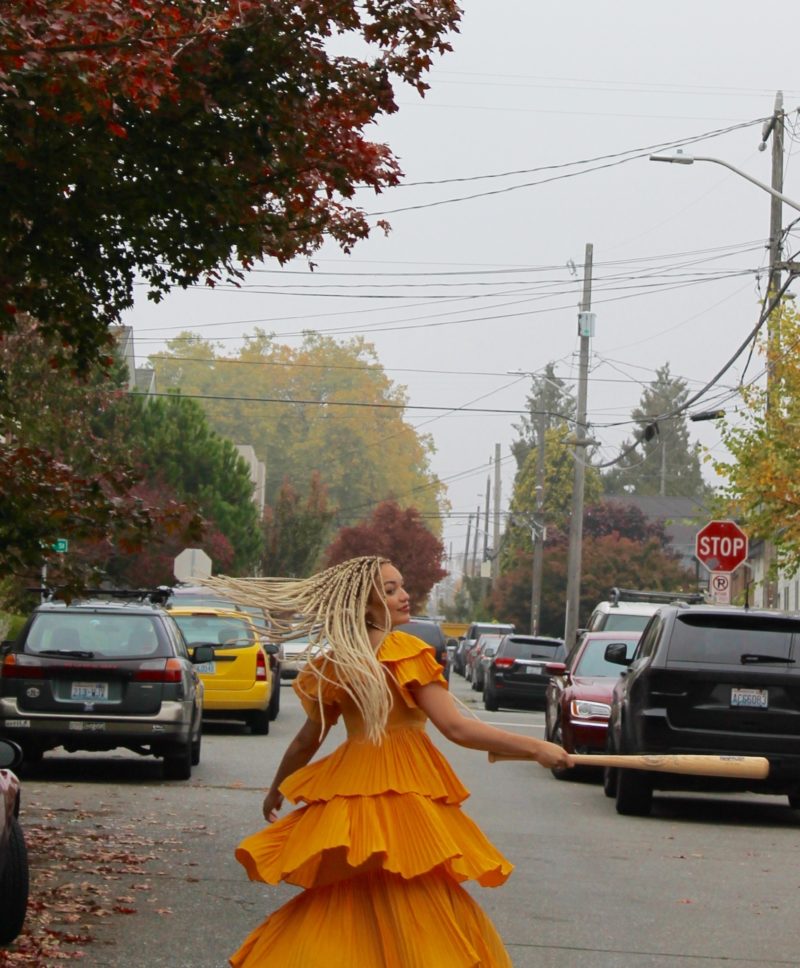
[503,638,564,660]
[26,613,164,658]
[172,615,255,649]
[668,614,800,663]
[603,613,653,631]
[575,638,637,676]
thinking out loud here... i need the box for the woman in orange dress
[202,556,572,967]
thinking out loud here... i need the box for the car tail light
[134,658,182,683]
[1,654,45,678]
[256,649,268,681]
[493,657,515,669]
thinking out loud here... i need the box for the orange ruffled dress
[230,630,514,968]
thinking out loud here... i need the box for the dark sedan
[544,631,640,779]
[483,634,566,711]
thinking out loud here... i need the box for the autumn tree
[261,473,334,578]
[602,363,707,499]
[150,332,445,522]
[713,303,800,575]
[0,0,461,366]
[325,501,446,611]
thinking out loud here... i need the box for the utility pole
[563,243,594,648]
[471,503,481,577]
[762,91,785,608]
[463,514,472,583]
[530,411,546,635]
[492,443,501,580]
[483,474,491,567]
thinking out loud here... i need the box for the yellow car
[168,607,279,734]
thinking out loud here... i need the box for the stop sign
[695,520,748,573]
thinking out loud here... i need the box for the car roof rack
[73,587,172,606]
[609,587,706,607]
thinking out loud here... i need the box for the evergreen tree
[602,363,707,499]
[511,364,576,470]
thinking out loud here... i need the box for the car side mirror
[545,661,567,675]
[263,643,279,655]
[1,640,14,654]
[604,643,632,666]
[192,645,215,664]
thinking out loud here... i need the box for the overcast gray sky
[124,1,800,561]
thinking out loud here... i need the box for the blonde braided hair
[197,557,393,743]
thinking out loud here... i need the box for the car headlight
[570,699,611,719]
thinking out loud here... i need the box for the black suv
[605,605,800,815]
[483,634,565,711]
[0,596,212,780]
[397,619,453,681]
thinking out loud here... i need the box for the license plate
[525,666,542,676]
[71,682,108,701]
[195,662,216,675]
[731,687,768,708]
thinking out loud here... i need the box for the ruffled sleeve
[379,631,447,707]
[292,656,342,725]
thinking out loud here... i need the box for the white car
[279,636,320,680]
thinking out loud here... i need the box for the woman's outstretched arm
[262,716,330,822]
[411,682,572,771]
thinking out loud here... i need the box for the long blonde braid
[196,557,393,743]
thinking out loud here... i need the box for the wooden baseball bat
[488,752,770,779]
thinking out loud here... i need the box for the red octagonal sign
[695,519,748,573]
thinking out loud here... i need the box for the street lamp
[649,151,800,213]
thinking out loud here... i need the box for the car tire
[550,721,573,782]
[615,767,652,816]
[0,817,29,945]
[603,766,618,798]
[21,745,43,766]
[483,686,499,712]
[267,681,281,722]
[248,707,271,736]
[163,743,192,781]
[471,674,481,692]
[190,721,202,767]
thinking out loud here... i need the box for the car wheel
[465,665,472,682]
[21,745,43,766]
[483,686,499,712]
[190,720,202,767]
[0,817,28,945]
[615,767,653,816]
[248,706,271,736]
[471,674,481,692]
[163,743,192,781]
[603,765,618,798]
[550,721,573,782]
[267,680,281,722]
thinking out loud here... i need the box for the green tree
[325,501,446,612]
[124,394,262,572]
[511,364,576,470]
[0,0,461,366]
[150,332,445,524]
[261,473,335,578]
[602,363,707,498]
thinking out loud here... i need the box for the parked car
[471,634,503,692]
[543,630,641,779]
[280,634,319,681]
[605,604,800,816]
[168,607,279,733]
[454,622,514,677]
[470,634,504,691]
[0,739,27,946]
[396,619,455,681]
[483,634,566,711]
[0,596,209,779]
[583,587,705,636]
[167,586,281,684]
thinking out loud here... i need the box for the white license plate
[525,666,542,675]
[731,687,768,708]
[71,682,108,701]
[195,662,216,675]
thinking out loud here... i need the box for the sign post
[695,520,748,604]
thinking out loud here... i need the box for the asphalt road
[14,672,800,967]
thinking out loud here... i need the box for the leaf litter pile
[0,795,211,965]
